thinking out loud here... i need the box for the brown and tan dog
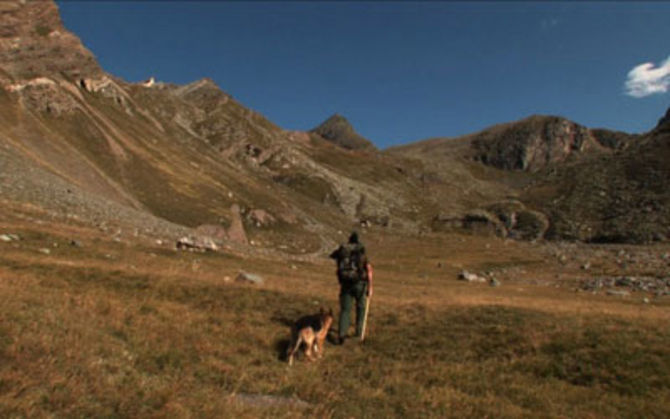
[287,308,334,366]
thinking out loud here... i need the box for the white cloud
[624,56,670,98]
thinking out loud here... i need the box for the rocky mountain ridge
[1,0,669,248]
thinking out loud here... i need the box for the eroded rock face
[0,0,102,82]
[0,1,107,115]
[472,116,598,172]
[433,201,549,241]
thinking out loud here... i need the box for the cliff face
[0,0,102,83]
[469,115,605,172]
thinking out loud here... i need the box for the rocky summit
[0,0,669,248]
[310,113,377,152]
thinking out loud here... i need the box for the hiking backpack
[337,244,364,284]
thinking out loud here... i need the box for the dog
[287,307,334,366]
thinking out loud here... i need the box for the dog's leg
[304,334,316,362]
[312,340,321,358]
[287,334,303,366]
[316,336,326,358]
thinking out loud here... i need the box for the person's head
[348,231,359,244]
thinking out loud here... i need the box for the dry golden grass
[1,214,669,417]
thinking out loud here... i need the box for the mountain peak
[0,0,103,83]
[310,113,377,151]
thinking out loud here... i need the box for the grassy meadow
[1,212,669,417]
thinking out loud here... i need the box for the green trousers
[338,280,368,338]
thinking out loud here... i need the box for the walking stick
[360,263,373,342]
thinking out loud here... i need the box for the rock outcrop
[310,114,377,151]
[0,0,102,83]
[471,115,600,171]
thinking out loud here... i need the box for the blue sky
[58,1,670,148]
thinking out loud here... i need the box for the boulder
[176,236,218,252]
[247,209,276,227]
[458,270,487,283]
[509,210,549,240]
[462,210,507,237]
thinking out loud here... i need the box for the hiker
[330,231,373,344]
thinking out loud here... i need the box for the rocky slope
[1,0,668,247]
[524,108,670,243]
[389,110,670,243]
[0,0,484,254]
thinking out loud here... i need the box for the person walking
[330,231,373,344]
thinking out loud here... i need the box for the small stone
[0,234,12,242]
[581,262,591,270]
[70,240,82,247]
[489,278,501,287]
[643,297,650,304]
[606,289,631,297]
[38,248,51,255]
[458,270,486,283]
[236,272,264,285]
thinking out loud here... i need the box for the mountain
[310,114,377,151]
[389,112,669,243]
[1,0,668,247]
[0,0,471,254]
